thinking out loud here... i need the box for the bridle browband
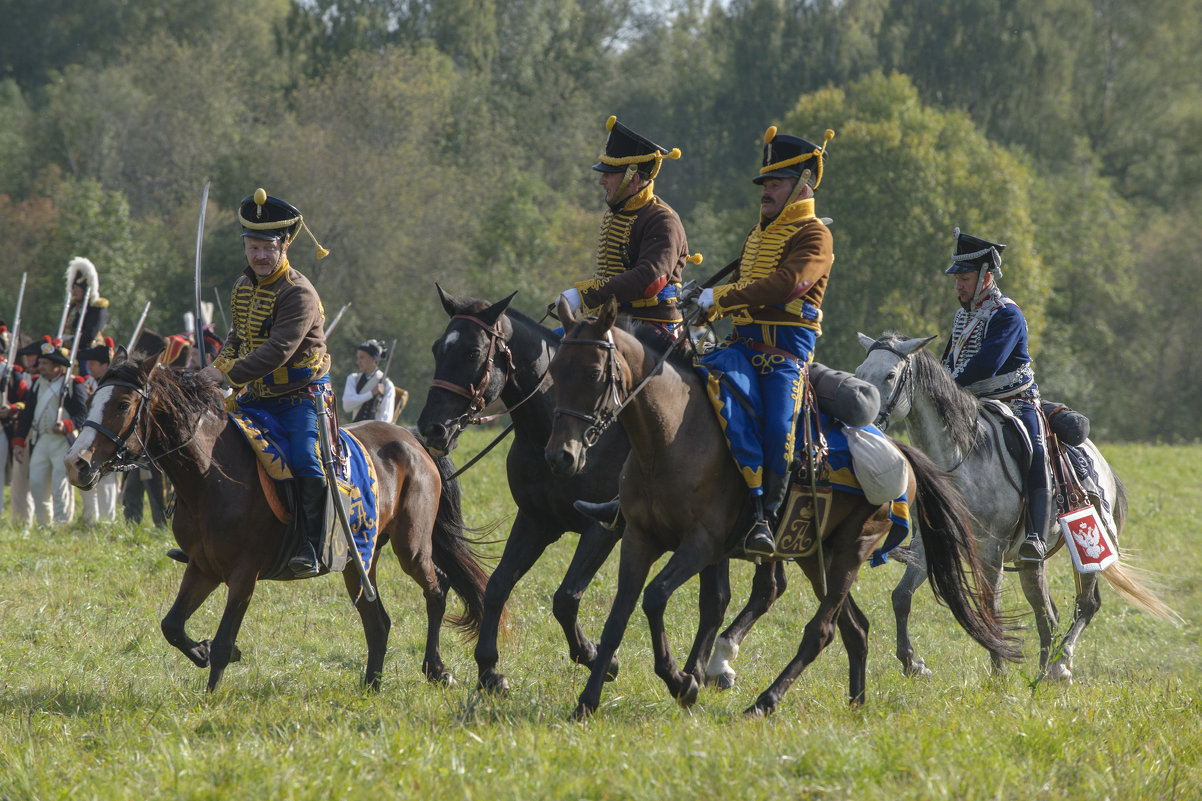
[866,339,914,433]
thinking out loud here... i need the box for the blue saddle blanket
[227,410,382,573]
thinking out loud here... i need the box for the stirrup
[743,520,776,557]
[289,542,321,577]
[1018,535,1046,562]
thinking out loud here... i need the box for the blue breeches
[236,378,330,478]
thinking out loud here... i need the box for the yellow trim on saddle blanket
[228,410,293,480]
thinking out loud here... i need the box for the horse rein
[83,373,201,472]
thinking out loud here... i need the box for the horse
[854,332,1177,681]
[64,347,491,692]
[545,297,1020,719]
[416,286,788,693]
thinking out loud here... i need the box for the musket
[193,181,211,367]
[212,286,229,332]
[55,267,74,341]
[1,273,27,397]
[126,301,151,353]
[323,302,351,339]
[55,285,90,438]
[381,338,397,381]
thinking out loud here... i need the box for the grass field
[1,435,1199,800]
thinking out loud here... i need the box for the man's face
[759,177,798,219]
[244,236,288,278]
[954,271,990,305]
[87,360,108,380]
[598,170,643,206]
[355,350,377,373]
[71,283,86,300]
[35,357,63,381]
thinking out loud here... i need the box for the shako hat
[37,336,71,367]
[238,188,330,259]
[593,116,681,180]
[357,339,386,362]
[78,337,115,365]
[945,228,1006,275]
[754,126,834,187]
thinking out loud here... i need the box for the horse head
[65,346,161,490]
[544,296,626,476]
[417,284,519,456]
[854,332,936,430]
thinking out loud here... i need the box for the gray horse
[855,332,1176,681]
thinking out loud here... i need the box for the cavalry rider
[941,229,1051,561]
[11,338,88,527]
[342,339,397,423]
[692,126,835,557]
[199,189,332,577]
[558,115,699,340]
[63,257,110,350]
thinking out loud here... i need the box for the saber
[126,301,152,353]
[323,302,351,339]
[315,390,377,602]
[193,181,211,367]
[1,273,27,397]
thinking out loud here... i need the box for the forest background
[1,0,1198,441]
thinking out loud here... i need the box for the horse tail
[896,441,1023,664]
[1097,473,1180,622]
[429,453,496,639]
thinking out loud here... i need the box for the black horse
[417,287,786,693]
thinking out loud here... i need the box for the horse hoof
[477,674,510,696]
[571,703,594,722]
[742,702,770,719]
[716,672,736,691]
[1047,663,1073,683]
[429,671,457,687]
[675,675,700,708]
[604,656,620,682]
[903,659,931,679]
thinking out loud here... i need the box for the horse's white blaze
[442,330,460,352]
[67,384,115,459]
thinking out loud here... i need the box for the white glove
[559,287,583,313]
[697,287,715,311]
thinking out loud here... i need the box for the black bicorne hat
[754,126,835,187]
[945,228,1006,275]
[592,116,681,179]
[238,188,330,259]
[357,339,386,361]
[36,337,71,367]
[78,337,115,365]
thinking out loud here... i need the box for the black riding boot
[574,497,623,532]
[1019,487,1054,562]
[289,476,329,577]
[743,473,787,557]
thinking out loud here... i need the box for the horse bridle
[82,373,201,472]
[866,340,914,433]
[429,313,518,427]
[552,331,627,447]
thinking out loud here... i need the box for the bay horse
[416,286,787,694]
[855,332,1176,680]
[64,347,490,692]
[545,298,1020,719]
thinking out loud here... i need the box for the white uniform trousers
[81,471,119,524]
[29,434,74,526]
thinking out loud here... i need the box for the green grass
[1,437,1199,800]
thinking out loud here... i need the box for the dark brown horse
[417,286,788,694]
[65,348,490,692]
[545,297,1021,718]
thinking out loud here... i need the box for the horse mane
[621,317,695,374]
[104,360,224,438]
[903,340,982,453]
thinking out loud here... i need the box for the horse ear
[111,346,129,367]
[557,294,577,327]
[138,347,164,376]
[598,295,619,332]
[899,335,938,356]
[856,332,877,352]
[435,283,460,317]
[479,290,519,328]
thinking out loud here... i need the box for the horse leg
[745,529,867,718]
[206,570,257,691]
[476,511,557,694]
[390,531,455,686]
[160,564,223,670]
[838,592,870,705]
[891,531,931,678]
[343,562,391,690]
[574,534,659,720]
[1018,561,1059,677]
[552,525,621,680]
[640,545,723,706]
[1049,573,1102,683]
[683,560,731,688]
[706,559,786,690]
